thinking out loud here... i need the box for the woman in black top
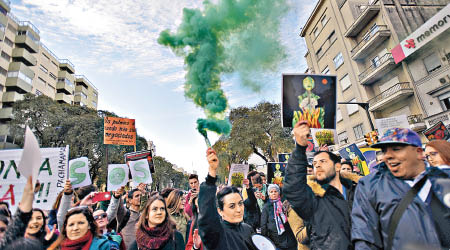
[197,149,256,250]
[25,208,58,248]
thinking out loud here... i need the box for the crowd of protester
[0,123,448,250]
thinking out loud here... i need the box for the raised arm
[57,179,73,230]
[197,149,224,249]
[283,121,318,221]
[106,186,125,223]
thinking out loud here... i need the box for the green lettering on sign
[109,167,126,185]
[3,161,20,179]
[132,162,149,183]
[70,161,86,185]
[39,158,52,176]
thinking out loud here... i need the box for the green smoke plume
[158,0,288,143]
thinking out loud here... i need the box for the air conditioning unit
[439,75,450,84]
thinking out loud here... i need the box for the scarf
[61,230,93,250]
[256,185,266,212]
[271,198,287,235]
[136,223,172,250]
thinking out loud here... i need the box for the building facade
[301,0,449,149]
[0,0,98,148]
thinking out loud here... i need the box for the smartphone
[92,192,111,203]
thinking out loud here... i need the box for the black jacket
[198,175,256,250]
[127,231,184,250]
[0,209,33,249]
[283,144,357,250]
[261,201,297,250]
[243,186,261,230]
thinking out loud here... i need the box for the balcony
[407,114,427,132]
[2,91,23,103]
[351,25,391,60]
[359,53,396,85]
[0,0,11,13]
[74,94,87,103]
[15,33,39,53]
[75,85,88,95]
[12,48,37,66]
[0,107,13,121]
[59,59,75,74]
[368,82,414,111]
[55,93,72,104]
[56,80,74,95]
[75,75,92,88]
[5,77,32,93]
[345,2,381,37]
[58,70,75,83]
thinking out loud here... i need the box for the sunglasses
[0,227,6,233]
[94,213,107,220]
[425,151,439,160]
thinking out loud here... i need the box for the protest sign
[129,159,152,187]
[227,164,249,187]
[360,148,380,173]
[18,126,41,187]
[69,157,91,189]
[423,121,450,141]
[339,144,370,175]
[0,146,69,212]
[104,117,136,146]
[311,128,338,147]
[277,153,291,163]
[375,115,409,136]
[267,162,287,187]
[124,150,155,173]
[282,74,337,128]
[107,164,129,191]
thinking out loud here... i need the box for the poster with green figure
[107,164,129,191]
[129,159,152,187]
[267,162,287,187]
[69,157,92,189]
[282,74,336,128]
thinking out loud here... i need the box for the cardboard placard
[423,121,450,141]
[339,144,370,176]
[227,164,249,187]
[267,162,287,187]
[104,117,136,146]
[129,159,152,187]
[69,157,92,189]
[107,164,129,191]
[124,150,155,173]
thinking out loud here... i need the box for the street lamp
[338,102,375,131]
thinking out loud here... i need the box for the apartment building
[0,0,98,148]
[301,0,449,148]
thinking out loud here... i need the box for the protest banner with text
[0,146,69,212]
[104,117,136,146]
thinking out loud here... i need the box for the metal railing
[407,114,424,124]
[7,12,20,25]
[18,21,40,35]
[354,0,380,17]
[368,82,411,106]
[59,59,75,70]
[359,53,393,81]
[40,43,59,61]
[351,25,389,54]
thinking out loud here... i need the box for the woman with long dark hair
[128,195,184,250]
[48,207,110,250]
[25,208,58,248]
[197,149,256,250]
[185,197,202,250]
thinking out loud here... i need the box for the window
[7,71,33,85]
[353,124,365,139]
[48,84,55,92]
[347,98,359,115]
[372,56,380,68]
[338,131,348,145]
[336,108,343,122]
[321,15,328,27]
[58,78,74,88]
[4,37,13,47]
[316,47,323,58]
[334,52,344,69]
[0,23,5,33]
[49,72,57,80]
[423,53,441,74]
[42,53,50,61]
[76,92,88,99]
[92,101,97,108]
[439,92,450,111]
[93,92,98,98]
[37,77,46,85]
[51,61,58,68]
[340,74,351,91]
[328,31,337,44]
[321,66,330,75]
[313,27,319,38]
[0,66,6,76]
[39,65,48,74]
[1,51,10,62]
[35,89,42,96]
[80,102,85,107]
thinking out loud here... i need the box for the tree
[213,102,293,178]
[9,94,148,185]
[151,156,189,191]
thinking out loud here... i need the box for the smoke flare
[158,0,288,144]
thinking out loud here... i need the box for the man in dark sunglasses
[93,210,109,235]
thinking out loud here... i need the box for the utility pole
[338,102,375,131]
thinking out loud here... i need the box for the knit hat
[267,184,280,193]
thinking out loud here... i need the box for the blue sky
[11,0,317,180]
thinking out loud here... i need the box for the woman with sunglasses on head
[25,208,58,248]
[197,149,256,250]
[128,195,184,250]
[425,140,450,167]
[48,206,110,250]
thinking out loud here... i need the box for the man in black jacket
[284,121,357,250]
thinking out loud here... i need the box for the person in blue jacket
[351,128,450,249]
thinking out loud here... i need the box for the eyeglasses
[0,227,6,233]
[94,213,107,220]
[425,151,439,160]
